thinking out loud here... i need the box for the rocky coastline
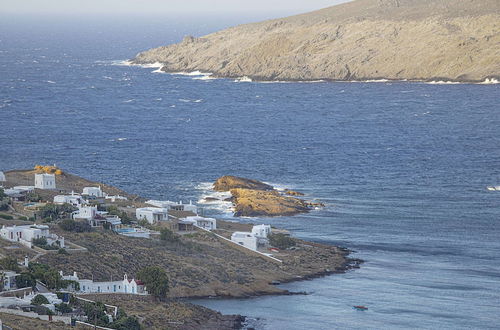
[0,168,360,329]
[132,0,500,83]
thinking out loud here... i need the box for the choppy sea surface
[1,15,499,330]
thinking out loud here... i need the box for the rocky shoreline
[1,169,360,329]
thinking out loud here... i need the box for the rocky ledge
[213,176,323,217]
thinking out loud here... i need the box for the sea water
[1,15,499,330]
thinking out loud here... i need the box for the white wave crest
[427,80,461,85]
[234,76,253,82]
[479,78,499,85]
[172,71,212,76]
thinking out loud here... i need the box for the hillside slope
[133,0,500,82]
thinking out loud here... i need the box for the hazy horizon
[1,0,351,16]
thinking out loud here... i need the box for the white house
[34,174,56,190]
[82,186,104,198]
[146,200,197,213]
[61,272,147,295]
[105,195,127,202]
[73,205,98,220]
[231,232,258,251]
[136,207,168,224]
[0,171,5,183]
[184,216,217,230]
[0,224,64,248]
[252,224,272,238]
[13,186,35,193]
[73,205,121,227]
[54,192,85,207]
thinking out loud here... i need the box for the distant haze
[1,0,351,16]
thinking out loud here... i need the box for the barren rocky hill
[133,0,500,82]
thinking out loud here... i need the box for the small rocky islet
[213,175,324,217]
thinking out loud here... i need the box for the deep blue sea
[1,15,499,330]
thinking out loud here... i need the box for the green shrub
[15,272,36,289]
[58,248,68,255]
[268,233,296,249]
[55,303,73,314]
[0,213,13,220]
[32,237,48,247]
[31,294,50,305]
[110,315,141,330]
[18,216,28,221]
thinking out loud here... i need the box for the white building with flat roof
[34,174,56,190]
[73,205,98,220]
[231,232,258,251]
[82,186,104,198]
[0,171,5,183]
[146,200,197,213]
[252,224,272,238]
[136,207,168,224]
[184,216,217,230]
[0,224,64,248]
[54,192,84,207]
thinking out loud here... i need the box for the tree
[31,294,49,305]
[0,188,6,200]
[268,233,296,249]
[28,262,69,290]
[16,272,36,289]
[39,203,77,221]
[0,256,20,272]
[83,301,109,326]
[137,266,169,301]
[32,237,48,247]
[55,303,72,314]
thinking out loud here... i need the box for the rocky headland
[132,0,500,83]
[213,175,322,217]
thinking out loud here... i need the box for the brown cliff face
[133,0,500,82]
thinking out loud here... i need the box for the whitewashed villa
[0,224,65,248]
[53,192,85,207]
[136,207,169,224]
[146,200,197,213]
[184,215,217,230]
[73,205,122,228]
[231,225,272,251]
[82,186,104,198]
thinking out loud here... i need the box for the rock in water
[214,175,273,191]
[132,0,500,83]
[213,176,316,217]
[231,188,310,217]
